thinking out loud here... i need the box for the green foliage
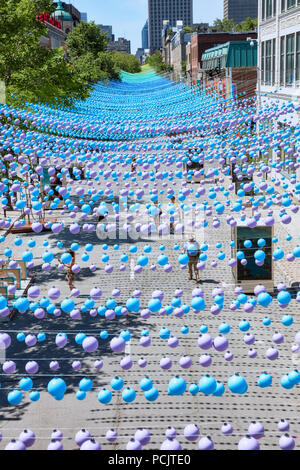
[213,18,236,32]
[110,52,141,74]
[0,0,89,107]
[212,17,257,33]
[0,0,52,87]
[9,47,90,107]
[146,51,169,74]
[67,23,140,84]
[236,17,258,32]
[66,21,108,60]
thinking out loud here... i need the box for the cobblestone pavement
[0,149,299,450]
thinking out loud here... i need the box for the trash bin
[231,224,274,293]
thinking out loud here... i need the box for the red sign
[36,14,62,30]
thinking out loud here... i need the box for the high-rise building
[142,20,149,50]
[107,37,131,54]
[80,12,88,22]
[224,0,258,24]
[148,0,193,52]
[99,25,114,42]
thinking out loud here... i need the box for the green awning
[202,41,257,70]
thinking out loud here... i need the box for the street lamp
[247,38,261,110]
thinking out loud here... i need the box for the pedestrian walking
[170,196,178,234]
[153,200,162,233]
[184,236,201,282]
[58,249,76,291]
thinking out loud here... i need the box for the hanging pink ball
[3,360,16,374]
[213,335,228,352]
[34,308,45,319]
[72,361,82,371]
[168,336,179,348]
[25,361,39,374]
[31,222,43,233]
[90,288,102,300]
[266,347,279,360]
[70,309,81,319]
[48,287,60,300]
[25,334,37,347]
[120,356,133,370]
[140,336,151,347]
[160,357,172,370]
[110,336,126,353]
[94,360,103,370]
[138,358,147,368]
[199,354,212,367]
[105,309,115,320]
[49,361,59,371]
[141,309,151,319]
[82,336,98,353]
[56,334,67,348]
[75,429,91,447]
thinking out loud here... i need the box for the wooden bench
[0,268,21,289]
[3,260,27,280]
[0,276,15,300]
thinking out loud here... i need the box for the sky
[69,0,223,55]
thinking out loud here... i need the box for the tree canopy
[146,51,170,74]
[212,17,257,33]
[66,21,109,60]
[0,0,89,107]
[67,23,141,83]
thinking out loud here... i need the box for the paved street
[0,150,299,450]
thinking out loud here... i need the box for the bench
[0,268,21,289]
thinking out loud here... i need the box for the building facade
[53,2,81,32]
[148,0,193,52]
[99,25,114,42]
[142,20,149,50]
[107,38,131,54]
[202,41,258,100]
[170,24,192,81]
[190,31,258,85]
[258,0,300,183]
[224,0,259,24]
[80,12,88,22]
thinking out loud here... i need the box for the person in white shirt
[184,236,201,282]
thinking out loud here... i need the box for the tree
[0,0,53,88]
[110,52,141,74]
[66,21,108,60]
[0,0,89,107]
[213,18,236,32]
[9,47,90,107]
[236,17,258,32]
[146,51,169,73]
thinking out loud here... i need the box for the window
[297,32,300,83]
[266,0,273,17]
[280,36,285,85]
[286,33,295,85]
[261,41,265,85]
[262,0,266,19]
[265,40,272,85]
[287,0,296,8]
[281,0,286,10]
[272,39,276,85]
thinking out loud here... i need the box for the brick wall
[231,67,257,100]
[191,32,257,84]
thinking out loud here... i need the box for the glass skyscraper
[148,0,193,52]
[224,0,258,24]
[142,20,149,50]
